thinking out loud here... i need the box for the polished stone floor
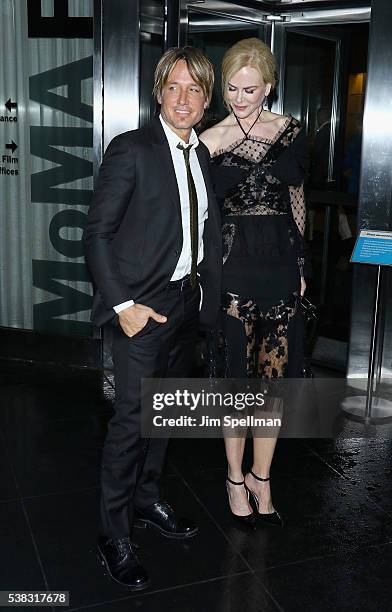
[0,361,391,612]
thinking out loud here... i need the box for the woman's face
[226,65,271,119]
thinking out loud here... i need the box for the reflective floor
[0,361,391,612]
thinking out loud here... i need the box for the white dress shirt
[114,115,208,313]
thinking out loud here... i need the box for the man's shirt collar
[159,114,199,150]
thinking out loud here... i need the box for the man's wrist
[113,300,135,313]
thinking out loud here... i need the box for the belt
[168,274,192,291]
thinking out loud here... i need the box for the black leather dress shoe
[134,501,198,539]
[97,536,150,590]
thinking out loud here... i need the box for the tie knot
[177,142,192,163]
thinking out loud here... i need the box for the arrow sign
[6,141,18,154]
[5,98,17,112]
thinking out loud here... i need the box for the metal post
[102,0,140,147]
[342,264,392,423]
[364,265,381,419]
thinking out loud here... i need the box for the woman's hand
[300,277,306,297]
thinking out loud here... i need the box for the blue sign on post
[351,230,392,266]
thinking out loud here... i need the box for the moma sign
[28,0,94,335]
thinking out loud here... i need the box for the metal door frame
[179,1,274,48]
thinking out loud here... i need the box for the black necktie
[177,143,198,289]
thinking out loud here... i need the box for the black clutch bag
[298,296,317,322]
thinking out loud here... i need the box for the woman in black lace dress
[200,38,308,527]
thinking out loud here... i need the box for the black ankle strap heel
[245,471,283,527]
[250,470,270,482]
[227,476,245,486]
[226,476,256,529]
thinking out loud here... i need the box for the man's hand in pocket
[118,304,167,337]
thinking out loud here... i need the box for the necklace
[234,106,264,141]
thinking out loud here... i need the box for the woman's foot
[226,476,254,517]
[244,470,283,526]
[244,470,275,514]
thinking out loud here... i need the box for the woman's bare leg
[224,437,252,516]
[245,437,277,513]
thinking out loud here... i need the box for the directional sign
[351,230,392,267]
[6,141,18,153]
[5,98,17,112]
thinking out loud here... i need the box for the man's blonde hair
[153,46,214,103]
[221,38,277,109]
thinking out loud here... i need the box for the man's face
[158,59,208,141]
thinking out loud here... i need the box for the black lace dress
[210,116,308,379]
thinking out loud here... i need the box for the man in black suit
[84,47,220,590]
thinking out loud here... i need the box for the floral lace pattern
[222,291,298,378]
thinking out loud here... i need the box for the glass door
[279,28,347,363]
[275,16,370,369]
[180,1,370,370]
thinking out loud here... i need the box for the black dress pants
[100,282,200,539]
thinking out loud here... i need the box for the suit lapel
[196,146,213,199]
[196,145,219,228]
[150,119,181,218]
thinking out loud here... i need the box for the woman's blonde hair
[221,38,277,109]
[153,46,214,103]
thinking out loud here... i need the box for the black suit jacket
[84,118,221,330]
